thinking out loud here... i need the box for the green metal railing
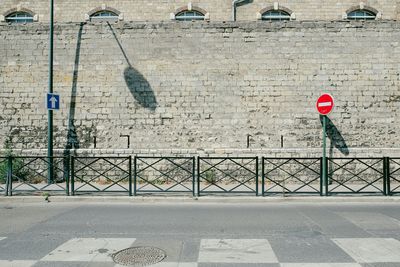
[198,157,258,196]
[1,155,399,197]
[134,156,195,196]
[7,156,68,196]
[327,158,386,195]
[388,157,400,195]
[71,156,132,195]
[262,158,321,196]
[0,157,8,196]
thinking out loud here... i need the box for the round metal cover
[112,246,166,266]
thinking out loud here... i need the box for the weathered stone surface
[0,21,400,157]
[1,0,400,22]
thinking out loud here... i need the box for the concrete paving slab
[198,239,278,263]
[332,238,400,263]
[40,238,136,262]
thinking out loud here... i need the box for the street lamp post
[47,0,54,183]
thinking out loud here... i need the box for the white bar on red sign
[318,102,332,107]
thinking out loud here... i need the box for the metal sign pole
[47,0,54,184]
[322,115,327,196]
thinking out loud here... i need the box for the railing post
[65,155,70,196]
[325,157,329,196]
[384,157,390,196]
[319,157,323,196]
[197,157,201,197]
[133,156,137,196]
[7,156,13,196]
[262,157,265,197]
[71,156,75,196]
[255,157,259,196]
[192,157,195,197]
[129,156,132,196]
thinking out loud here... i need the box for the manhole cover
[112,246,166,266]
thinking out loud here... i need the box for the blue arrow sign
[47,93,60,110]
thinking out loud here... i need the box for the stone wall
[1,0,400,22]
[1,21,400,157]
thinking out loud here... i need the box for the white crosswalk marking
[2,237,400,266]
[198,239,278,263]
[332,238,400,263]
[280,264,362,267]
[136,263,197,267]
[0,260,37,267]
[41,238,136,262]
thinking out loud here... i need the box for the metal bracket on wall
[120,134,130,149]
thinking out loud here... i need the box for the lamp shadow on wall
[65,22,85,150]
[319,115,349,156]
[107,23,157,111]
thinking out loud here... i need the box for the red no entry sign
[316,93,334,115]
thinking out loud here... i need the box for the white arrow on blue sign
[47,93,60,110]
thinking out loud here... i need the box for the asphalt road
[0,200,400,266]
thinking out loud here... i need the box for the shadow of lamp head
[124,66,157,111]
[319,115,349,155]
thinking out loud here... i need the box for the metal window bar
[198,157,258,196]
[134,156,195,196]
[262,158,321,196]
[347,11,376,20]
[388,158,400,195]
[327,158,385,195]
[8,156,68,196]
[71,156,131,195]
[176,11,205,21]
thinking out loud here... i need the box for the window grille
[176,10,205,21]
[90,10,119,21]
[347,10,376,20]
[262,10,291,21]
[6,12,34,23]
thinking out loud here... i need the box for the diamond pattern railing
[134,157,195,195]
[198,157,258,196]
[8,156,68,196]
[327,158,385,195]
[71,156,132,195]
[262,158,321,196]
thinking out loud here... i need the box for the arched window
[347,9,376,20]
[5,11,34,23]
[262,10,291,21]
[90,10,119,21]
[175,10,205,21]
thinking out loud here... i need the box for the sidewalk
[1,195,400,204]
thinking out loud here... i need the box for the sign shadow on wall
[319,115,349,156]
[107,22,157,111]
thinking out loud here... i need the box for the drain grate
[112,246,166,266]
